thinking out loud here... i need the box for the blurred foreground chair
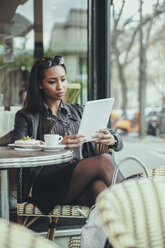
[0,217,60,248]
[96,176,165,248]
[68,164,165,248]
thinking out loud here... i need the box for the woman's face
[40,65,67,102]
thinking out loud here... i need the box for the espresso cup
[44,134,63,147]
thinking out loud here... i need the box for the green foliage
[22,136,32,140]
[44,49,55,57]
[0,52,34,71]
[0,49,55,71]
[12,52,34,71]
[0,38,3,45]
[0,56,4,67]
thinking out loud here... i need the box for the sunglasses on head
[39,56,65,68]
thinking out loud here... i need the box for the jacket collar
[42,100,76,120]
[61,101,72,118]
[62,101,81,121]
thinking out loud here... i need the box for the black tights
[62,154,123,207]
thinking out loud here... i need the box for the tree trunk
[139,0,147,138]
[115,46,127,118]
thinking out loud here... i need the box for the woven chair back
[96,177,165,248]
[0,217,60,248]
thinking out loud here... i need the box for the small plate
[39,144,66,151]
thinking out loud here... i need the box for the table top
[0,147,73,169]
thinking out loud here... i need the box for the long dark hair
[25,56,66,113]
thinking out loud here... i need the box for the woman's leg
[62,154,123,206]
[73,179,108,206]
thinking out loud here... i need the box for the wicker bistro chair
[16,167,90,241]
[64,83,81,104]
[96,176,165,248]
[68,236,81,248]
[0,217,60,248]
[125,164,165,180]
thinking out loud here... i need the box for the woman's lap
[31,154,117,214]
[31,158,80,214]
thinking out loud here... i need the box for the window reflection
[111,0,165,136]
[49,8,87,104]
[44,1,88,104]
[0,0,87,107]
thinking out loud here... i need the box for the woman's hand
[61,134,86,149]
[92,128,117,146]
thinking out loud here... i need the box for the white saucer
[14,147,42,151]
[39,144,66,151]
[8,144,41,150]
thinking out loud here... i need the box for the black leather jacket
[11,102,123,157]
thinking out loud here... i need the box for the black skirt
[31,158,80,214]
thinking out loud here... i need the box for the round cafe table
[0,147,73,220]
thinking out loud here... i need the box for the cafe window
[0,0,88,107]
[111,0,165,136]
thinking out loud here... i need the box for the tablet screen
[78,98,114,142]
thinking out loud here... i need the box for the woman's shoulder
[15,108,39,122]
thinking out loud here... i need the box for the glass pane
[43,0,88,104]
[111,0,165,175]
[0,0,34,107]
[0,0,87,110]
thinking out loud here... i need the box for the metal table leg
[0,170,9,220]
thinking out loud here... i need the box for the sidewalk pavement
[123,133,165,143]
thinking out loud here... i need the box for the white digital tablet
[78,98,114,142]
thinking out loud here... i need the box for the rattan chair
[0,217,60,248]
[16,167,90,241]
[68,236,81,248]
[96,176,165,248]
[64,83,81,104]
[126,164,165,180]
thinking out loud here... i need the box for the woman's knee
[96,154,116,178]
[98,153,115,166]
